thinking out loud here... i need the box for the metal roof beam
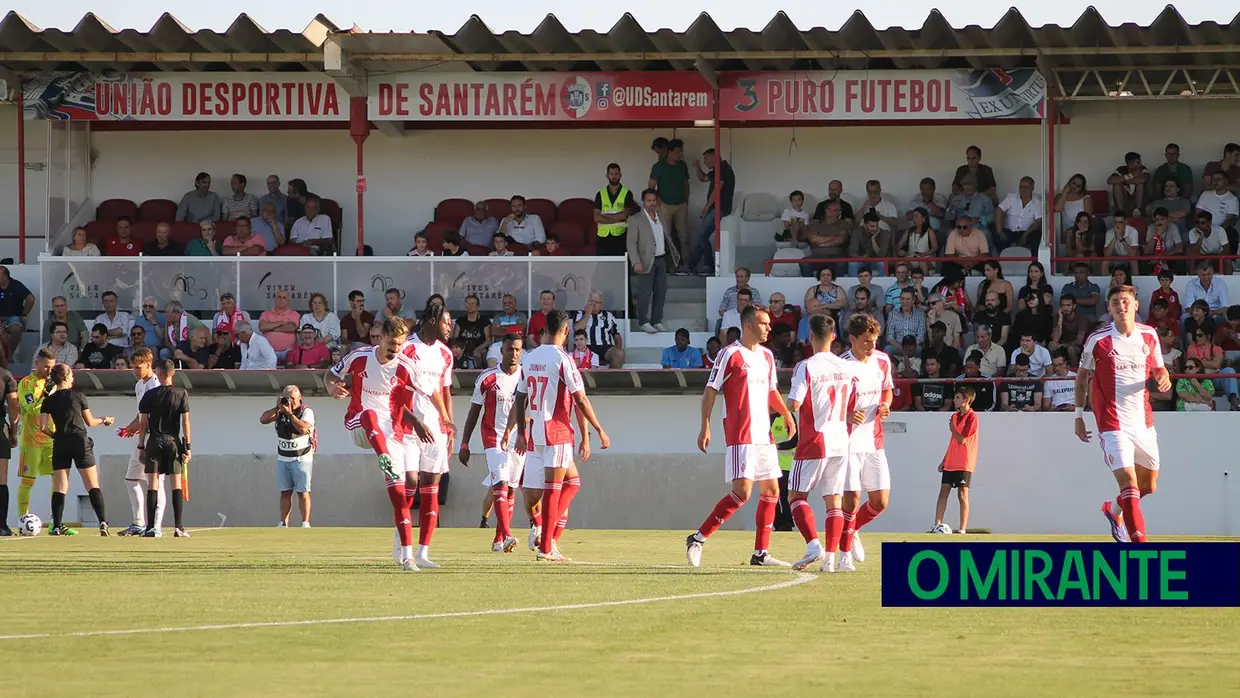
[0,51,315,63]
[323,41,403,137]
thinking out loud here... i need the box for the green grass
[1,529,1237,697]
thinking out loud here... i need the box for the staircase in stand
[625,274,712,368]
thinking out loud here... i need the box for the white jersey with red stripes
[787,351,857,459]
[706,342,778,447]
[400,334,453,432]
[470,366,522,450]
[841,349,894,452]
[329,346,417,435]
[518,344,584,447]
[1080,323,1162,432]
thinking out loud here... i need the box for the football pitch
[1,529,1237,697]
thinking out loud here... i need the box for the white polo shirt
[94,311,134,348]
[1189,225,1229,255]
[1196,190,1240,225]
[504,214,546,246]
[998,193,1043,232]
[1010,344,1052,378]
[290,214,333,244]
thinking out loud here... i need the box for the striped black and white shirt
[575,310,620,347]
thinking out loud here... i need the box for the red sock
[824,508,845,553]
[790,499,817,544]
[839,510,857,552]
[754,494,778,551]
[358,411,391,457]
[539,482,562,554]
[418,484,440,546]
[405,482,417,511]
[493,485,512,542]
[697,491,745,539]
[552,477,581,542]
[854,501,882,532]
[1117,486,1147,542]
[385,483,412,547]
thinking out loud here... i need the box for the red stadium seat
[320,198,343,233]
[215,221,236,239]
[525,198,557,226]
[507,243,530,256]
[435,198,475,227]
[138,198,178,223]
[169,222,199,245]
[423,221,456,250]
[96,198,138,222]
[464,244,489,256]
[84,221,112,246]
[485,198,512,221]
[131,221,157,245]
[556,197,596,227]
[272,244,312,256]
[1087,190,1110,216]
[550,220,587,252]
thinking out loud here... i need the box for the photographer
[259,386,316,527]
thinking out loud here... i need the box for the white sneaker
[503,536,519,553]
[415,555,440,570]
[654,323,667,332]
[685,533,703,568]
[400,558,419,572]
[536,548,567,562]
[276,522,287,528]
[820,554,837,573]
[838,551,857,572]
[851,532,865,562]
[793,540,825,571]
[551,541,572,562]
[750,551,792,567]
[640,322,658,334]
[528,524,541,552]
[300,522,311,528]
[492,540,506,553]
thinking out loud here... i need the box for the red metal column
[712,87,721,261]
[1046,92,1056,267]
[349,96,370,256]
[16,89,26,263]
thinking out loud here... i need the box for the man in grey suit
[627,188,681,334]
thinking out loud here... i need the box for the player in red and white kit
[503,310,609,562]
[837,313,893,572]
[459,333,525,553]
[324,317,434,572]
[1075,284,1171,543]
[398,303,457,569]
[785,315,857,573]
[686,305,796,568]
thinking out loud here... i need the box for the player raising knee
[785,315,857,572]
[686,304,796,568]
[1075,284,1170,543]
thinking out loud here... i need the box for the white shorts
[520,453,545,490]
[724,444,782,483]
[847,450,891,493]
[345,411,407,484]
[125,445,145,480]
[1099,428,1160,472]
[403,432,450,475]
[482,447,525,487]
[788,455,849,496]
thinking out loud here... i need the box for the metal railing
[763,254,1037,276]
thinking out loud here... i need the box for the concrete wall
[9,394,1236,535]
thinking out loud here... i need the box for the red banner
[370,72,712,122]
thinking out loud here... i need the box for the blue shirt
[133,312,166,351]
[250,217,281,251]
[661,345,704,369]
[259,192,288,224]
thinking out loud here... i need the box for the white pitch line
[0,569,816,641]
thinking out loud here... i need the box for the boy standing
[934,386,978,534]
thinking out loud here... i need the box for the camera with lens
[280,397,291,407]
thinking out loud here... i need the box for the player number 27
[526,376,549,410]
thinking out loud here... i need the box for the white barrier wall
[9,395,1235,535]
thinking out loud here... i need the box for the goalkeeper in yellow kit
[16,349,69,534]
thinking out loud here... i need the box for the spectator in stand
[286,179,311,223]
[885,289,927,354]
[176,172,223,223]
[440,231,469,256]
[339,290,373,350]
[491,294,526,341]
[1108,152,1151,217]
[977,260,1016,313]
[161,301,205,360]
[995,176,1044,253]
[185,221,223,256]
[661,328,704,369]
[1196,171,1240,257]
[141,222,183,256]
[236,322,277,370]
[1185,260,1230,321]
[768,325,798,368]
[956,352,995,412]
[575,290,624,368]
[1151,269,1183,318]
[210,293,246,343]
[629,187,673,333]
[498,195,546,251]
[1202,142,1240,194]
[893,335,921,379]
[896,209,937,274]
[933,269,973,323]
[952,146,999,203]
[703,336,722,368]
[1147,180,1192,236]
[593,163,637,257]
[103,218,141,256]
[648,139,691,269]
[1051,294,1088,366]
[259,174,287,224]
[1217,305,1240,364]
[1188,211,1231,273]
[847,267,884,315]
[208,328,241,369]
[925,294,963,355]
[777,190,810,243]
[380,289,416,324]
[539,233,569,256]
[460,201,499,249]
[856,179,899,233]
[965,325,1006,378]
[1176,358,1217,411]
[1010,332,1052,377]
[488,232,515,257]
[1158,326,1183,373]
[1054,174,1099,237]
[811,180,856,226]
[1062,262,1103,324]
[222,174,260,221]
[883,263,914,316]
[40,321,78,367]
[249,201,285,252]
[1184,300,1217,346]
[289,196,334,254]
[46,295,88,350]
[408,231,433,257]
[650,136,669,162]
[972,290,1011,348]
[94,291,132,349]
[111,355,128,370]
[1018,261,1053,312]
[1010,289,1053,351]
[914,355,951,412]
[1152,143,1195,201]
[259,291,302,360]
[1041,350,1077,411]
[720,289,753,342]
[1144,207,1185,275]
[947,177,995,242]
[77,323,122,369]
[944,213,989,277]
[1103,214,1140,274]
[1147,298,1181,346]
[907,177,948,233]
[688,148,736,275]
[767,294,799,338]
[1065,212,1099,269]
[449,338,477,370]
[848,212,891,276]
[301,292,341,346]
[62,226,100,256]
[285,325,332,369]
[840,287,884,339]
[526,290,556,346]
[999,353,1041,412]
[1187,323,1239,409]
[453,294,492,365]
[803,267,846,321]
[800,199,851,278]
[921,321,962,377]
[568,329,602,370]
[172,326,212,369]
[124,326,152,361]
[719,268,763,318]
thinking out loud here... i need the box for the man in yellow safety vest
[772,412,797,531]
[593,163,636,257]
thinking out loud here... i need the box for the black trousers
[775,471,794,531]
[595,234,628,257]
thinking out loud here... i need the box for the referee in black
[137,360,192,538]
[38,364,115,536]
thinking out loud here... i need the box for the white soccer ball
[18,514,43,537]
[932,522,953,534]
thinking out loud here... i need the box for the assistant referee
[137,360,192,539]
